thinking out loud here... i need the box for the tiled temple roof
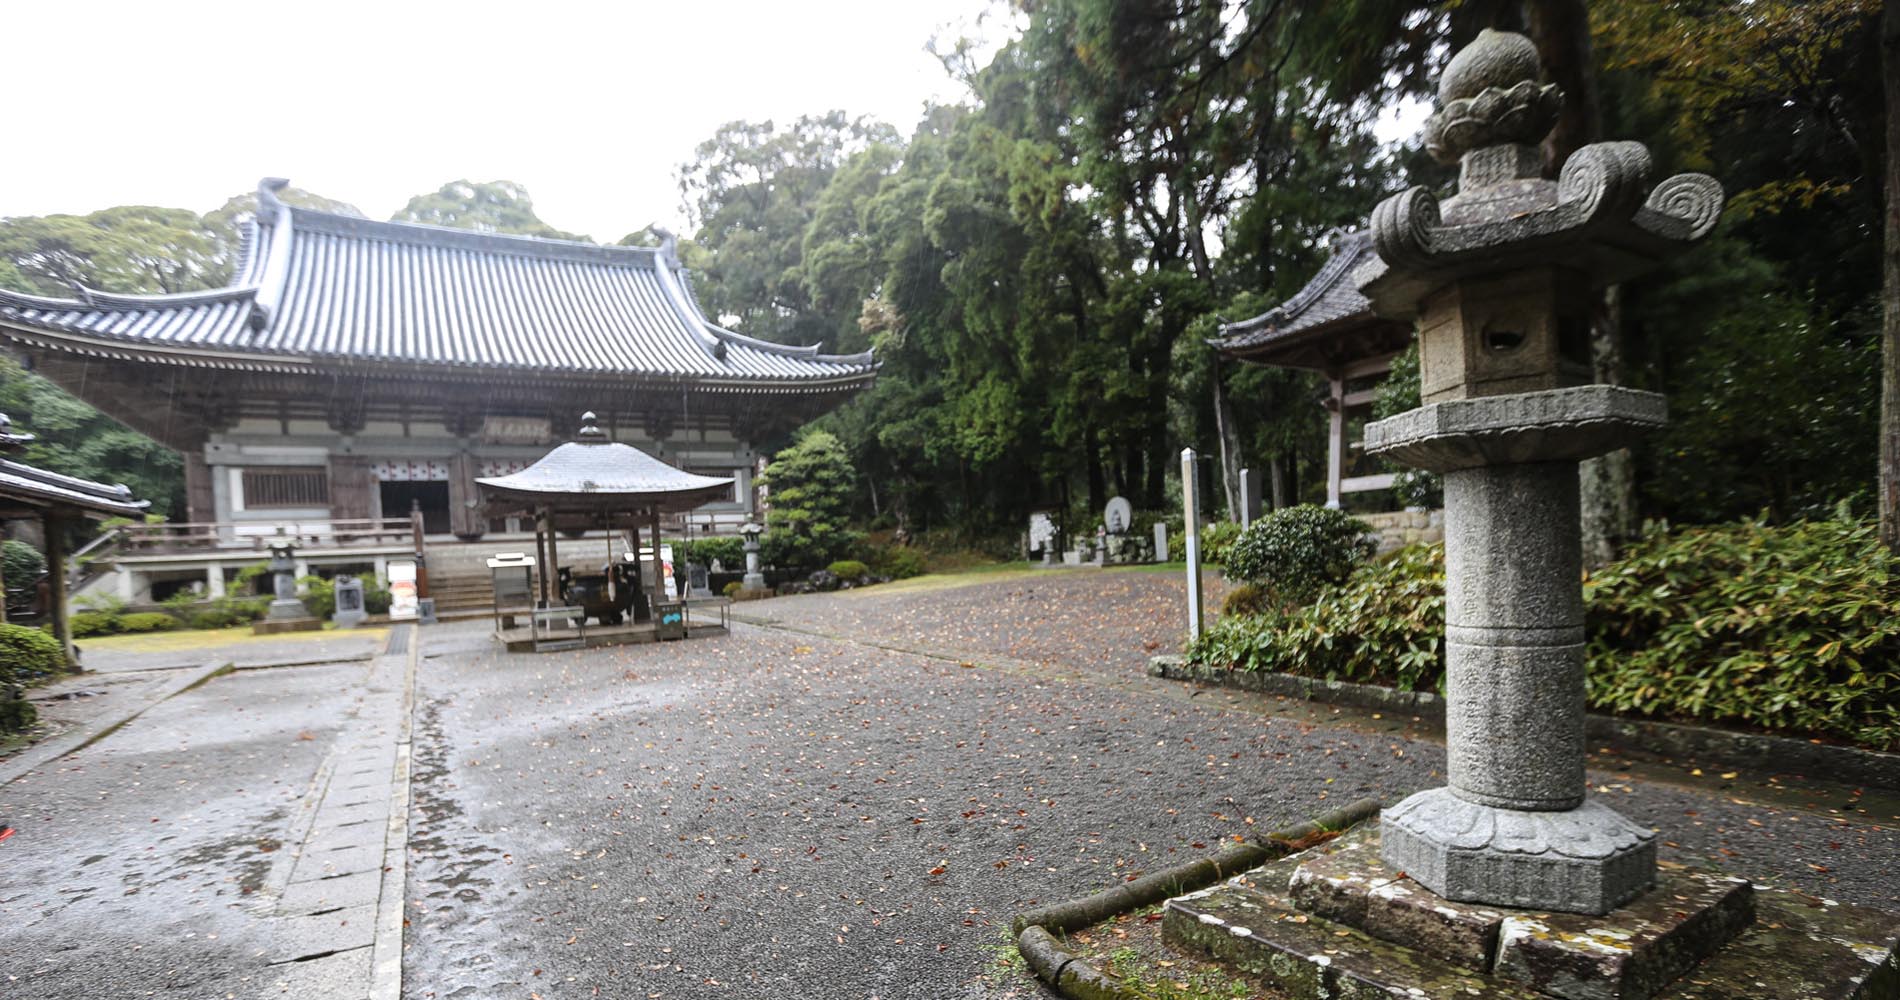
[1210,230,1409,372]
[0,179,876,392]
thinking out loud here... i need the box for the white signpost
[1181,448,1203,642]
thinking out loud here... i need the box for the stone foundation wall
[1359,509,1445,552]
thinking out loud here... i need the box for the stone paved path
[0,628,414,999]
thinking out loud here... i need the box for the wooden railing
[104,517,418,556]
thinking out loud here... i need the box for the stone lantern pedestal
[1369,386,1666,913]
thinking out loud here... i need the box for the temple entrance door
[380,481,452,534]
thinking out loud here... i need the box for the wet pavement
[401,569,1899,999]
[3,569,1895,1000]
[0,629,411,999]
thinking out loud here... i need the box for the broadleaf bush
[1190,543,1444,693]
[0,622,67,682]
[1222,505,1375,604]
[1584,515,1899,750]
[1188,515,1900,750]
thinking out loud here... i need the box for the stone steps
[1164,873,1543,999]
[1162,826,1898,1000]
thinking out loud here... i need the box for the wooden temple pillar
[448,451,483,540]
[184,450,216,525]
[1324,372,1346,509]
[44,514,74,668]
[328,454,374,521]
[649,508,664,611]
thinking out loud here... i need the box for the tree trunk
[1212,362,1244,517]
[1883,0,1900,550]
[1530,0,1631,566]
[1269,454,1287,510]
[1085,424,1106,516]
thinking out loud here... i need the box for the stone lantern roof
[1358,29,1725,319]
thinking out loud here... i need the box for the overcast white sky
[0,0,1006,241]
[1,2,1423,244]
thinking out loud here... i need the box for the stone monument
[1360,29,1725,915]
[332,575,367,628]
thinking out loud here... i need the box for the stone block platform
[1164,825,1898,1000]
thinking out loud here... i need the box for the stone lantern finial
[1423,28,1563,165]
[576,411,607,442]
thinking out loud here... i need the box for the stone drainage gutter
[1151,655,1900,793]
[1011,798,1382,1000]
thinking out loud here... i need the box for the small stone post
[1361,30,1724,915]
[1153,522,1169,563]
[1238,468,1260,528]
[1180,448,1203,643]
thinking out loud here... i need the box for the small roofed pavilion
[1211,230,1414,508]
[0,415,149,665]
[475,412,733,625]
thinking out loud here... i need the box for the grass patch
[77,624,389,655]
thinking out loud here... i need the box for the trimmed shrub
[70,611,124,637]
[1223,505,1374,604]
[826,560,870,581]
[684,537,746,570]
[0,622,67,682]
[297,575,336,619]
[0,695,35,732]
[876,546,927,580]
[1191,543,1445,693]
[1199,521,1243,565]
[189,595,269,630]
[1585,515,1900,751]
[363,583,392,615]
[118,612,179,634]
[1218,582,1274,618]
[2,539,45,588]
[722,580,744,597]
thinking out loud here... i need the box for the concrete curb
[369,627,419,1000]
[1012,798,1382,1000]
[1149,656,1900,792]
[0,659,232,787]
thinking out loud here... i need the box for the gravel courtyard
[400,567,1899,998]
[2,566,1893,1000]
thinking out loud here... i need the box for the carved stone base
[267,597,313,621]
[1381,787,1655,915]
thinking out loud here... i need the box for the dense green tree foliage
[0,2,1887,545]
[391,180,583,240]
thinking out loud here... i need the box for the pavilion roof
[1209,230,1411,373]
[0,416,148,518]
[476,413,735,514]
[0,179,877,394]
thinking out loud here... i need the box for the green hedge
[1188,516,1900,750]
[826,560,870,581]
[119,612,179,633]
[0,622,66,682]
[1223,505,1374,604]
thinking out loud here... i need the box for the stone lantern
[1360,29,1724,915]
[739,520,766,591]
[264,541,312,621]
